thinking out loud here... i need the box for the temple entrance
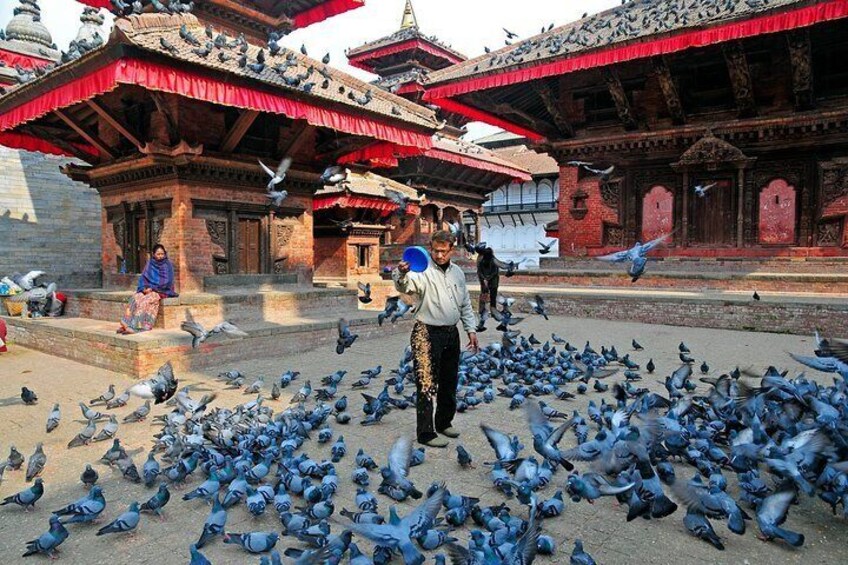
[689,179,734,246]
[237,218,262,274]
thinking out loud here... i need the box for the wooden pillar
[681,171,689,247]
[436,207,444,230]
[736,167,746,247]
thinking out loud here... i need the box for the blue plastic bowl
[402,246,430,273]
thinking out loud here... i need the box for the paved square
[0,315,846,564]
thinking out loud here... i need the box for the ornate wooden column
[736,167,746,247]
[680,170,689,247]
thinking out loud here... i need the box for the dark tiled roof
[491,145,558,177]
[113,14,438,129]
[428,0,807,85]
[347,25,466,62]
[374,67,428,90]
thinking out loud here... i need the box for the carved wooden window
[642,185,674,243]
[758,179,797,245]
[356,245,370,269]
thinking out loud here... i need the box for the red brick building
[0,8,439,292]
[425,0,848,258]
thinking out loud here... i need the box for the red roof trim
[293,0,365,28]
[0,58,433,150]
[424,147,532,181]
[314,194,420,217]
[348,38,465,72]
[425,0,848,101]
[434,97,545,142]
[0,48,54,70]
[0,130,98,158]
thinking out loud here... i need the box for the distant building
[475,131,559,267]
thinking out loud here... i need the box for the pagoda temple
[344,0,531,255]
[0,8,439,293]
[425,0,848,257]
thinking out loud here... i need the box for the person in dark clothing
[476,247,500,331]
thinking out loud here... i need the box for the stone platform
[3,274,412,377]
[480,284,848,337]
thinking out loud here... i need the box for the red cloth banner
[425,0,848,101]
[0,131,98,158]
[293,0,364,28]
[337,141,424,164]
[434,98,545,142]
[0,58,433,152]
[0,49,54,70]
[75,0,111,8]
[348,39,465,71]
[424,147,531,181]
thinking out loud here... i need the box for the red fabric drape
[348,39,465,71]
[424,147,531,181]
[337,141,424,164]
[293,0,364,28]
[0,131,98,158]
[0,58,433,151]
[425,0,848,101]
[0,49,54,70]
[314,194,421,217]
[76,0,111,8]
[434,98,545,142]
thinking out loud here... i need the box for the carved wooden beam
[85,100,144,150]
[24,124,98,164]
[465,92,559,138]
[149,92,180,144]
[651,57,685,125]
[722,41,757,118]
[278,120,313,158]
[220,109,260,153]
[532,81,574,137]
[54,109,116,159]
[786,29,814,111]
[600,67,638,131]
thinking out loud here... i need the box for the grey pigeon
[45,404,61,433]
[96,501,140,536]
[21,387,38,405]
[123,400,151,423]
[25,443,46,482]
[2,477,44,510]
[81,464,99,488]
[94,415,119,441]
[68,420,97,448]
[258,156,292,191]
[181,320,248,348]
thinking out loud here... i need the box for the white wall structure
[480,178,559,268]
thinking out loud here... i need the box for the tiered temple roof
[0,13,439,160]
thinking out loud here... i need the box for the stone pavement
[1,315,847,564]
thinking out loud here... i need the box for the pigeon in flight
[596,233,672,282]
[181,320,248,348]
[694,183,717,198]
[538,240,556,255]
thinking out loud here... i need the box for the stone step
[476,284,848,337]
[3,309,412,377]
[64,286,360,330]
[499,269,848,294]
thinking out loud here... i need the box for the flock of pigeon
[4,291,848,563]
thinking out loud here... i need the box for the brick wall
[557,165,619,255]
[314,236,347,279]
[0,146,102,287]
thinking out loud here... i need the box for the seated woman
[118,244,178,334]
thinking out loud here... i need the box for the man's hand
[142,288,152,295]
[397,261,411,275]
[466,332,479,353]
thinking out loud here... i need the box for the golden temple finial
[400,0,418,29]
